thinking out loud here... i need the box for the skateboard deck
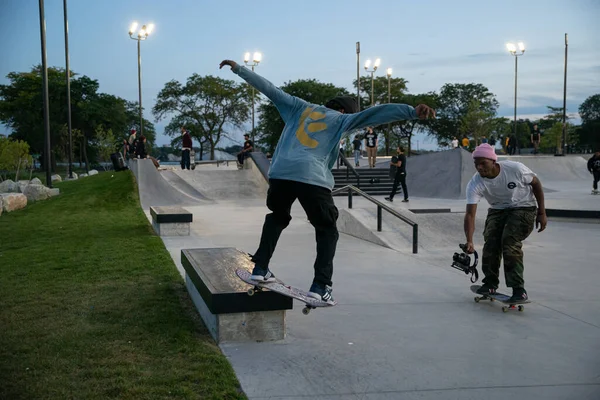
[235,269,336,315]
[470,285,531,313]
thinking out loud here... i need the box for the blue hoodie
[233,65,418,190]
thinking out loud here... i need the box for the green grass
[0,171,246,399]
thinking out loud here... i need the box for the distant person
[489,135,496,147]
[508,135,517,155]
[385,146,409,203]
[462,136,470,150]
[481,136,488,144]
[128,128,137,157]
[451,136,459,149]
[464,143,547,303]
[587,150,600,194]
[121,139,129,160]
[219,58,435,303]
[181,126,193,170]
[237,133,253,166]
[531,124,541,154]
[352,134,362,167]
[364,127,378,168]
[135,135,147,159]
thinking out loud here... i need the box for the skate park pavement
[134,155,600,399]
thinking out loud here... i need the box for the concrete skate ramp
[497,155,590,191]
[338,206,487,253]
[171,168,267,201]
[130,159,209,209]
[374,149,473,199]
[160,170,211,202]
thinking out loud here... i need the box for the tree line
[1,65,598,170]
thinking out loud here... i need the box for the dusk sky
[1,0,599,150]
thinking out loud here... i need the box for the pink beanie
[472,143,497,161]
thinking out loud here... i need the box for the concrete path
[141,160,600,400]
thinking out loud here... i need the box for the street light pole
[244,52,262,146]
[364,58,381,106]
[506,42,525,144]
[356,42,361,112]
[38,0,52,188]
[63,0,73,179]
[562,33,568,155]
[129,22,154,138]
[386,68,392,152]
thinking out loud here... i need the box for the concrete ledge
[546,209,600,219]
[150,206,193,223]
[181,247,293,343]
[409,208,452,214]
[150,206,192,236]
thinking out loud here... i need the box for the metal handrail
[332,184,418,254]
[336,150,360,189]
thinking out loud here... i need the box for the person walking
[385,146,409,203]
[181,126,193,170]
[587,150,600,194]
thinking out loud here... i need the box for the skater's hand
[536,212,547,232]
[219,60,238,70]
[464,241,476,254]
[415,104,436,120]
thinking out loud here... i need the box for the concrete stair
[332,167,393,196]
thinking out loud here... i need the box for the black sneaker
[476,284,497,295]
[402,199,409,202]
[250,267,276,283]
[385,197,393,202]
[508,287,528,303]
[308,283,335,304]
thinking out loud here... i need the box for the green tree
[578,94,600,151]
[255,79,350,154]
[427,83,499,144]
[94,125,117,171]
[0,66,145,171]
[579,94,600,124]
[0,136,31,181]
[459,99,495,146]
[153,74,251,160]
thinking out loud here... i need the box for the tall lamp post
[356,42,361,112]
[244,52,262,145]
[38,0,52,188]
[506,42,525,142]
[63,0,73,179]
[128,22,154,138]
[386,67,392,149]
[364,58,381,106]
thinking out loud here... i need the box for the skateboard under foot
[470,285,531,313]
[236,269,336,315]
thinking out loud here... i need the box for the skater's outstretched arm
[220,60,305,122]
[340,103,435,132]
[463,204,477,254]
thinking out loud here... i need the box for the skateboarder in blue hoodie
[220,59,436,303]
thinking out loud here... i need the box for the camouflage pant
[482,207,536,289]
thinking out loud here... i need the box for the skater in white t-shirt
[463,143,547,303]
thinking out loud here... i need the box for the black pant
[389,172,408,200]
[251,179,339,287]
[593,171,600,190]
[238,151,250,164]
[181,149,191,170]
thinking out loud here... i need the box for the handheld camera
[451,243,479,283]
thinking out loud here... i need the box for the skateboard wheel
[302,307,311,315]
[518,305,524,312]
[247,289,255,296]
[502,306,508,313]
[474,297,480,303]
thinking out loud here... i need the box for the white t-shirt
[451,139,459,148]
[466,160,537,209]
